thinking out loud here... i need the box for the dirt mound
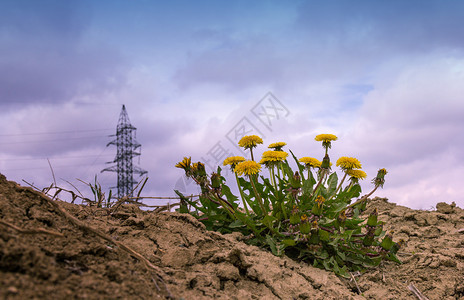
[0,173,463,299]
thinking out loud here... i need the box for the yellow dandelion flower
[175,157,191,170]
[261,150,288,162]
[234,160,262,176]
[191,162,204,172]
[299,157,322,168]
[346,169,367,180]
[301,214,308,222]
[336,156,362,170]
[314,134,338,142]
[315,195,325,207]
[268,142,286,151]
[223,156,246,167]
[312,220,319,229]
[238,135,263,149]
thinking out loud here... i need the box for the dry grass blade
[350,272,362,294]
[47,158,57,188]
[408,283,429,300]
[0,220,64,237]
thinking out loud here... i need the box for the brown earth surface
[0,173,463,299]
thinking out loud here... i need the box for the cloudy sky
[1,0,463,209]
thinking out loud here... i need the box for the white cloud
[342,56,464,208]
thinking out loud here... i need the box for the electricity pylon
[102,105,147,199]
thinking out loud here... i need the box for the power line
[0,154,114,162]
[3,162,109,172]
[0,135,108,145]
[0,128,113,137]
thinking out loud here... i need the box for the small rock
[414,214,427,226]
[436,202,454,214]
[421,226,441,238]
[389,207,405,218]
[440,257,457,268]
[122,217,145,228]
[399,226,411,235]
[423,214,438,225]
[7,286,18,294]
[404,212,416,221]
[429,258,440,269]
[215,262,240,281]
[454,248,464,259]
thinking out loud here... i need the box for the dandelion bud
[390,239,405,254]
[372,168,388,188]
[311,220,319,230]
[194,162,207,177]
[300,214,311,234]
[337,210,347,227]
[308,220,320,244]
[289,205,300,225]
[374,223,383,236]
[380,231,394,251]
[321,154,331,170]
[367,208,378,227]
[290,171,302,189]
[210,172,221,189]
[363,232,374,246]
[311,196,325,216]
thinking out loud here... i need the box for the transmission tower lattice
[101,105,147,199]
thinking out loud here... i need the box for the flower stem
[235,173,250,215]
[270,167,278,191]
[311,168,327,198]
[212,193,236,219]
[346,181,354,193]
[276,164,282,181]
[250,148,255,161]
[348,185,379,208]
[249,174,267,216]
[280,162,285,179]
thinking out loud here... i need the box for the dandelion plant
[175,134,401,278]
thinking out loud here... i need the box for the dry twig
[0,220,64,237]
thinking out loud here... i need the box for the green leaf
[327,172,338,197]
[387,252,402,264]
[319,229,330,241]
[175,190,204,213]
[221,183,239,205]
[281,160,294,180]
[315,250,329,259]
[301,174,315,200]
[337,251,346,261]
[266,235,279,255]
[228,219,245,228]
[289,149,306,180]
[282,239,296,246]
[262,215,277,230]
[345,184,362,200]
